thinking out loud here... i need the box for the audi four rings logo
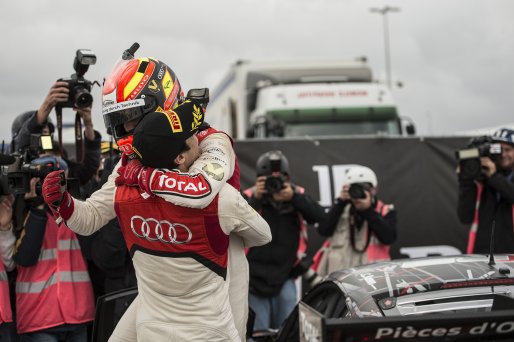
[130,216,193,244]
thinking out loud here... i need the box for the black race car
[92,254,514,342]
[258,254,514,342]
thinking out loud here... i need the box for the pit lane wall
[234,136,470,259]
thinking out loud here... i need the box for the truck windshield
[283,120,400,137]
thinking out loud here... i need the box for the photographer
[12,80,101,186]
[310,165,397,283]
[243,150,325,331]
[13,156,95,341]
[457,128,514,253]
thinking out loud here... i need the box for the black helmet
[11,111,55,139]
[256,150,290,176]
[11,111,35,138]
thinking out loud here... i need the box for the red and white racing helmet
[102,56,183,142]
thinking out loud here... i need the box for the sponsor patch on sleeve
[202,163,225,182]
[150,169,212,198]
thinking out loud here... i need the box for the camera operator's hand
[76,106,95,141]
[42,170,74,221]
[351,188,373,211]
[254,176,268,200]
[0,195,14,229]
[24,177,40,201]
[272,182,294,203]
[480,157,497,178]
[339,184,351,202]
[37,81,69,124]
[25,177,45,210]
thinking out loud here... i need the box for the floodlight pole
[370,6,400,89]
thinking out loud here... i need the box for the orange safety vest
[15,213,94,334]
[0,262,12,324]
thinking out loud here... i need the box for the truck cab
[207,59,415,139]
[247,82,407,138]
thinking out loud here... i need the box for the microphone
[0,154,16,166]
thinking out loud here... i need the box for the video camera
[455,135,502,180]
[57,49,97,109]
[0,135,79,196]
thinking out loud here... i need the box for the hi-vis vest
[114,185,230,278]
[197,127,240,191]
[16,213,94,334]
[0,261,12,324]
[312,200,393,276]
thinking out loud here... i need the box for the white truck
[207,59,415,139]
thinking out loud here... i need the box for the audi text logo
[130,215,192,244]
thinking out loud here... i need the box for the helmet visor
[103,98,146,137]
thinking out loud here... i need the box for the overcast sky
[0,0,513,143]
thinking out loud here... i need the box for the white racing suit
[112,182,271,341]
[64,132,259,340]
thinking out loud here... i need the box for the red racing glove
[115,157,155,195]
[42,170,74,222]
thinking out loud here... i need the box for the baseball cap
[131,100,204,168]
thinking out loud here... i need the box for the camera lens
[349,184,366,199]
[265,176,284,194]
[74,88,93,108]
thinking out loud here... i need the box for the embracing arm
[218,186,271,248]
[147,132,235,208]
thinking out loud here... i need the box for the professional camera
[57,49,97,109]
[7,156,61,195]
[456,135,502,180]
[5,135,59,195]
[349,183,371,200]
[265,175,285,194]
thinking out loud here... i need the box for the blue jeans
[19,326,87,342]
[249,278,297,331]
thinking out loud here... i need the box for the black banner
[234,136,470,259]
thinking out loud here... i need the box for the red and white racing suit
[64,131,258,340]
[112,181,270,341]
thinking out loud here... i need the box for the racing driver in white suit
[42,52,267,341]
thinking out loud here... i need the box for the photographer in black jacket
[457,128,514,253]
[11,80,101,186]
[243,150,325,331]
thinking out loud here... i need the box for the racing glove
[42,170,74,222]
[115,156,155,196]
